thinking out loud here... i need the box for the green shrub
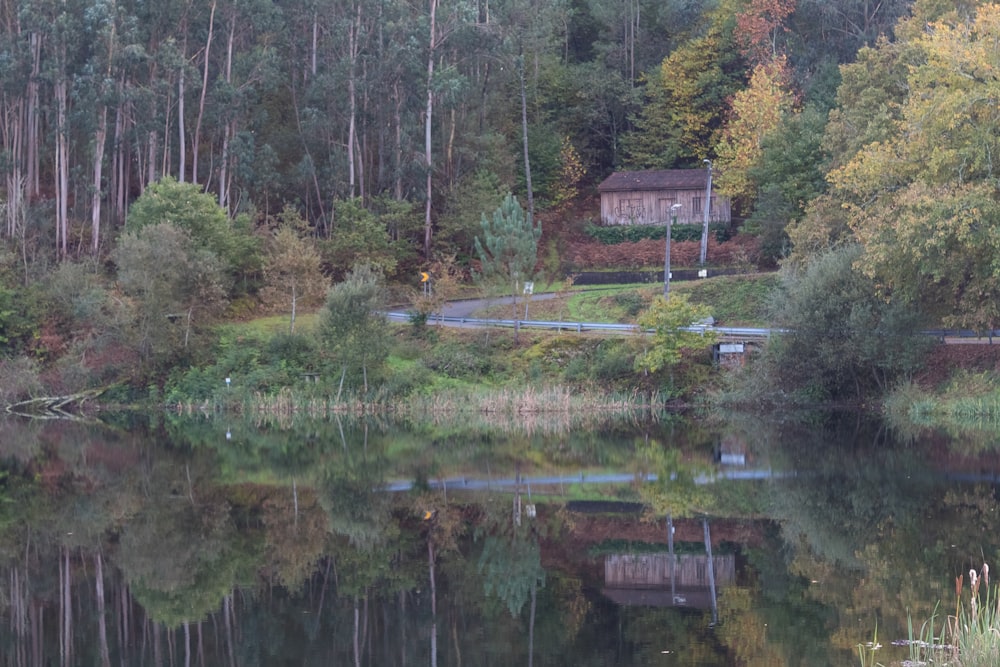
[265,332,319,371]
[422,342,497,379]
[612,291,647,317]
[584,222,732,245]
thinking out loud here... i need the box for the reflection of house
[602,553,735,609]
[715,434,749,466]
[597,169,731,226]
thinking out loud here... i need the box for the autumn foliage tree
[735,0,797,65]
[714,56,797,208]
[626,12,745,168]
[828,5,1000,331]
[260,207,328,334]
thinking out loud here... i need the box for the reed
[885,563,1000,666]
[228,385,663,434]
[856,624,882,667]
[949,563,1000,667]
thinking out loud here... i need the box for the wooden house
[597,169,731,226]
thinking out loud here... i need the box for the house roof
[598,169,709,192]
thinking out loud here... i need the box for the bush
[0,356,42,405]
[422,342,497,379]
[613,291,648,317]
[584,222,732,245]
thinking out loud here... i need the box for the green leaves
[766,245,930,400]
[318,263,390,392]
[635,294,717,373]
[473,193,541,290]
[125,177,260,283]
[827,5,1000,330]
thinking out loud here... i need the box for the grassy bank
[159,274,781,413]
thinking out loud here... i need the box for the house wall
[600,189,731,226]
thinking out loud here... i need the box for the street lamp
[700,159,712,266]
[664,203,682,299]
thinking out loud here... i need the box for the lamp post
[664,203,682,299]
[700,159,712,266]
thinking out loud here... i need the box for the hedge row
[584,222,733,245]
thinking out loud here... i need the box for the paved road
[420,292,1000,345]
[438,292,564,319]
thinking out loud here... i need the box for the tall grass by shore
[862,564,1000,667]
[171,385,665,434]
[884,375,1000,449]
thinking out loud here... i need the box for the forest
[1,0,998,401]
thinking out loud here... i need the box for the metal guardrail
[387,311,1000,344]
[384,312,776,339]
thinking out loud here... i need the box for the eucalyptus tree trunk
[178,53,186,182]
[428,537,438,667]
[91,103,108,253]
[110,79,127,226]
[423,0,438,259]
[1,90,25,239]
[60,548,72,665]
[518,52,533,223]
[393,75,403,200]
[311,10,318,78]
[192,0,216,186]
[27,31,40,198]
[347,0,360,198]
[95,553,111,667]
[55,64,69,259]
[219,15,236,210]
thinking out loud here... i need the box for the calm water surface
[0,411,996,666]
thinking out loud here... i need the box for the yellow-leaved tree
[828,4,1000,331]
[714,56,797,208]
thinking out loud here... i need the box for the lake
[0,409,995,665]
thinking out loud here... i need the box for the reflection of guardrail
[384,312,777,340]
[921,329,1000,342]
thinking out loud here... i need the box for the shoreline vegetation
[5,272,1000,434]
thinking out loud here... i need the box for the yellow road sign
[420,271,430,283]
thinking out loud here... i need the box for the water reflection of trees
[3,411,1000,664]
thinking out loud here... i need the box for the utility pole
[664,204,682,299]
[700,159,712,266]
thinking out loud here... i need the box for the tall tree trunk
[353,597,361,667]
[147,130,158,186]
[55,66,69,260]
[95,553,111,667]
[192,0,216,186]
[26,31,40,198]
[393,75,403,200]
[347,1,360,198]
[311,11,318,78]
[178,55,186,182]
[92,103,108,254]
[423,0,438,259]
[60,548,72,666]
[518,52,534,223]
[219,16,235,210]
[528,581,537,667]
[111,79,126,227]
[428,538,437,667]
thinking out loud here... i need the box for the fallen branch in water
[6,388,106,418]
